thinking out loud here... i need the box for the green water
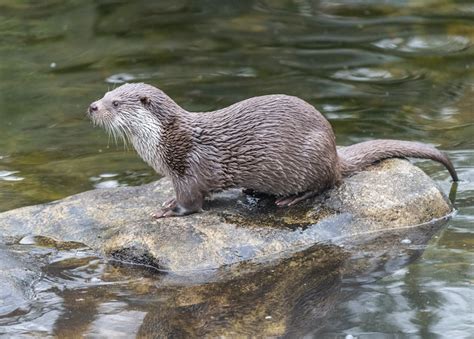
[0,0,473,337]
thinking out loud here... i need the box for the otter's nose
[89,103,99,114]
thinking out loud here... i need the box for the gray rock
[0,159,453,273]
[0,242,41,318]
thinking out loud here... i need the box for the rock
[0,158,455,336]
[127,219,448,338]
[0,159,453,273]
[0,217,449,337]
[0,241,42,318]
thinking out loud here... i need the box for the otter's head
[88,82,174,140]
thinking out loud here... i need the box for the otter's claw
[152,208,179,219]
[275,191,316,207]
[275,196,298,207]
[162,198,176,209]
[153,197,202,219]
[152,199,178,219]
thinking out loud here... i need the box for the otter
[88,83,458,218]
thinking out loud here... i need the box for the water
[0,0,473,337]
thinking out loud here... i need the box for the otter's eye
[112,100,119,107]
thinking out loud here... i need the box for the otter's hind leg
[275,191,318,207]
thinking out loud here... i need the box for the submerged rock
[0,159,453,273]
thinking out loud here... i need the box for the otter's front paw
[152,199,178,219]
[152,208,180,218]
[162,198,176,209]
[152,197,203,219]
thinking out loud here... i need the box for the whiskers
[88,104,163,167]
[114,115,133,151]
[90,112,131,151]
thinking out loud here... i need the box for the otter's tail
[338,139,458,181]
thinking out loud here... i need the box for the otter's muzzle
[89,101,100,115]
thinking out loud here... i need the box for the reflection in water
[0,0,473,337]
[0,218,452,337]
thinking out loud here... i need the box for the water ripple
[373,35,471,55]
[280,48,400,71]
[0,170,24,182]
[106,73,154,85]
[331,67,422,83]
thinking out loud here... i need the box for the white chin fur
[96,106,165,173]
[122,108,164,172]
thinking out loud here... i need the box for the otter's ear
[140,96,151,106]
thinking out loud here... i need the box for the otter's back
[194,95,339,196]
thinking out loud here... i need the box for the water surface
[0,0,473,337]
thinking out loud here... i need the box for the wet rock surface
[0,243,39,317]
[0,159,455,336]
[0,159,452,273]
[0,220,450,337]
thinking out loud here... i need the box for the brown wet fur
[88,83,458,218]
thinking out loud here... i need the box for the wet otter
[88,83,458,218]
